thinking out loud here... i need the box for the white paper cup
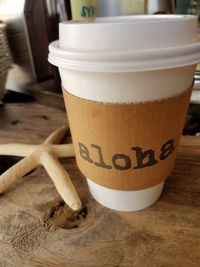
[48,15,200,211]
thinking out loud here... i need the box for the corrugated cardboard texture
[63,85,192,190]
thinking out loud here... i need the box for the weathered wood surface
[0,103,200,267]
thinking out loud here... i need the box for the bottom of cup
[87,178,164,212]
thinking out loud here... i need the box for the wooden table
[0,103,200,267]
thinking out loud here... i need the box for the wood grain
[0,103,200,267]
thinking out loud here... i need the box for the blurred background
[0,0,200,134]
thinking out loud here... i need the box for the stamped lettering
[78,139,175,171]
[79,142,93,163]
[132,147,158,169]
[112,154,131,170]
[159,139,175,160]
[91,144,112,169]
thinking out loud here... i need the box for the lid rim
[48,40,200,72]
[48,54,200,73]
[49,40,200,60]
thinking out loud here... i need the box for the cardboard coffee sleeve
[63,85,192,191]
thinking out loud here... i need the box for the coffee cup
[49,15,200,211]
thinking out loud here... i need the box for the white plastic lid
[48,15,200,72]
